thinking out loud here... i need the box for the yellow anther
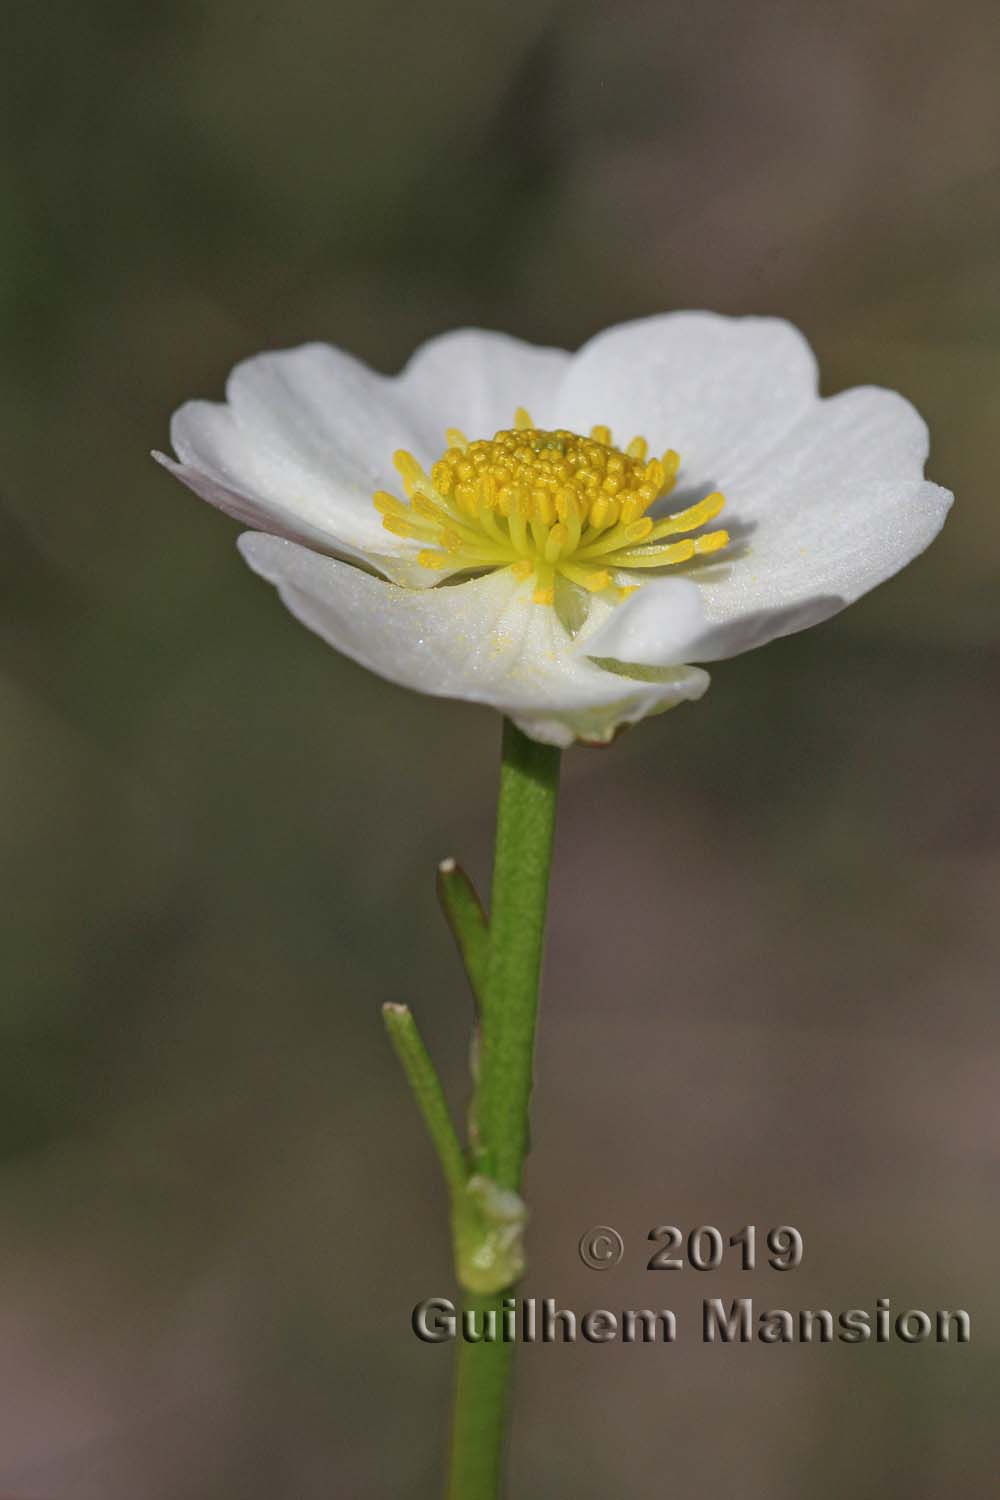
[609,538,697,568]
[643,458,666,493]
[589,496,611,530]
[373,490,408,516]
[371,412,727,604]
[393,449,426,496]
[555,487,578,522]
[694,529,729,555]
[381,515,422,539]
[533,490,555,526]
[431,461,454,495]
[647,491,727,542]
[619,491,645,525]
[411,493,444,520]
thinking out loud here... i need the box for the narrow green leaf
[382,1003,468,1197]
[436,857,490,1012]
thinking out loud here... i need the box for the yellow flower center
[373,407,728,605]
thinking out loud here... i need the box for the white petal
[162,333,569,580]
[154,448,440,589]
[580,575,843,665]
[580,577,712,664]
[166,345,419,559]
[555,312,819,481]
[581,378,950,667]
[237,534,710,747]
[685,386,949,650]
[223,330,568,489]
[725,385,930,510]
[698,475,952,633]
[583,476,952,666]
[393,328,571,452]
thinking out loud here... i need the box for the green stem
[448,719,561,1499]
[447,1295,514,1500]
[476,719,561,1191]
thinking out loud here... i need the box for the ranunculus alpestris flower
[156,313,952,746]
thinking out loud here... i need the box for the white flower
[155,313,952,747]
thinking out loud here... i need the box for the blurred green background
[1,0,998,1495]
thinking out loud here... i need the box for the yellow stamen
[393,450,429,496]
[431,461,454,495]
[544,522,568,563]
[694,528,729,555]
[645,491,726,543]
[558,561,612,592]
[574,515,654,561]
[532,562,555,605]
[381,515,426,539]
[609,529,729,568]
[372,413,729,605]
[373,490,408,517]
[410,493,448,522]
[609,539,697,568]
[587,496,612,532]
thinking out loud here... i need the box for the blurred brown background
[1,0,998,1495]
